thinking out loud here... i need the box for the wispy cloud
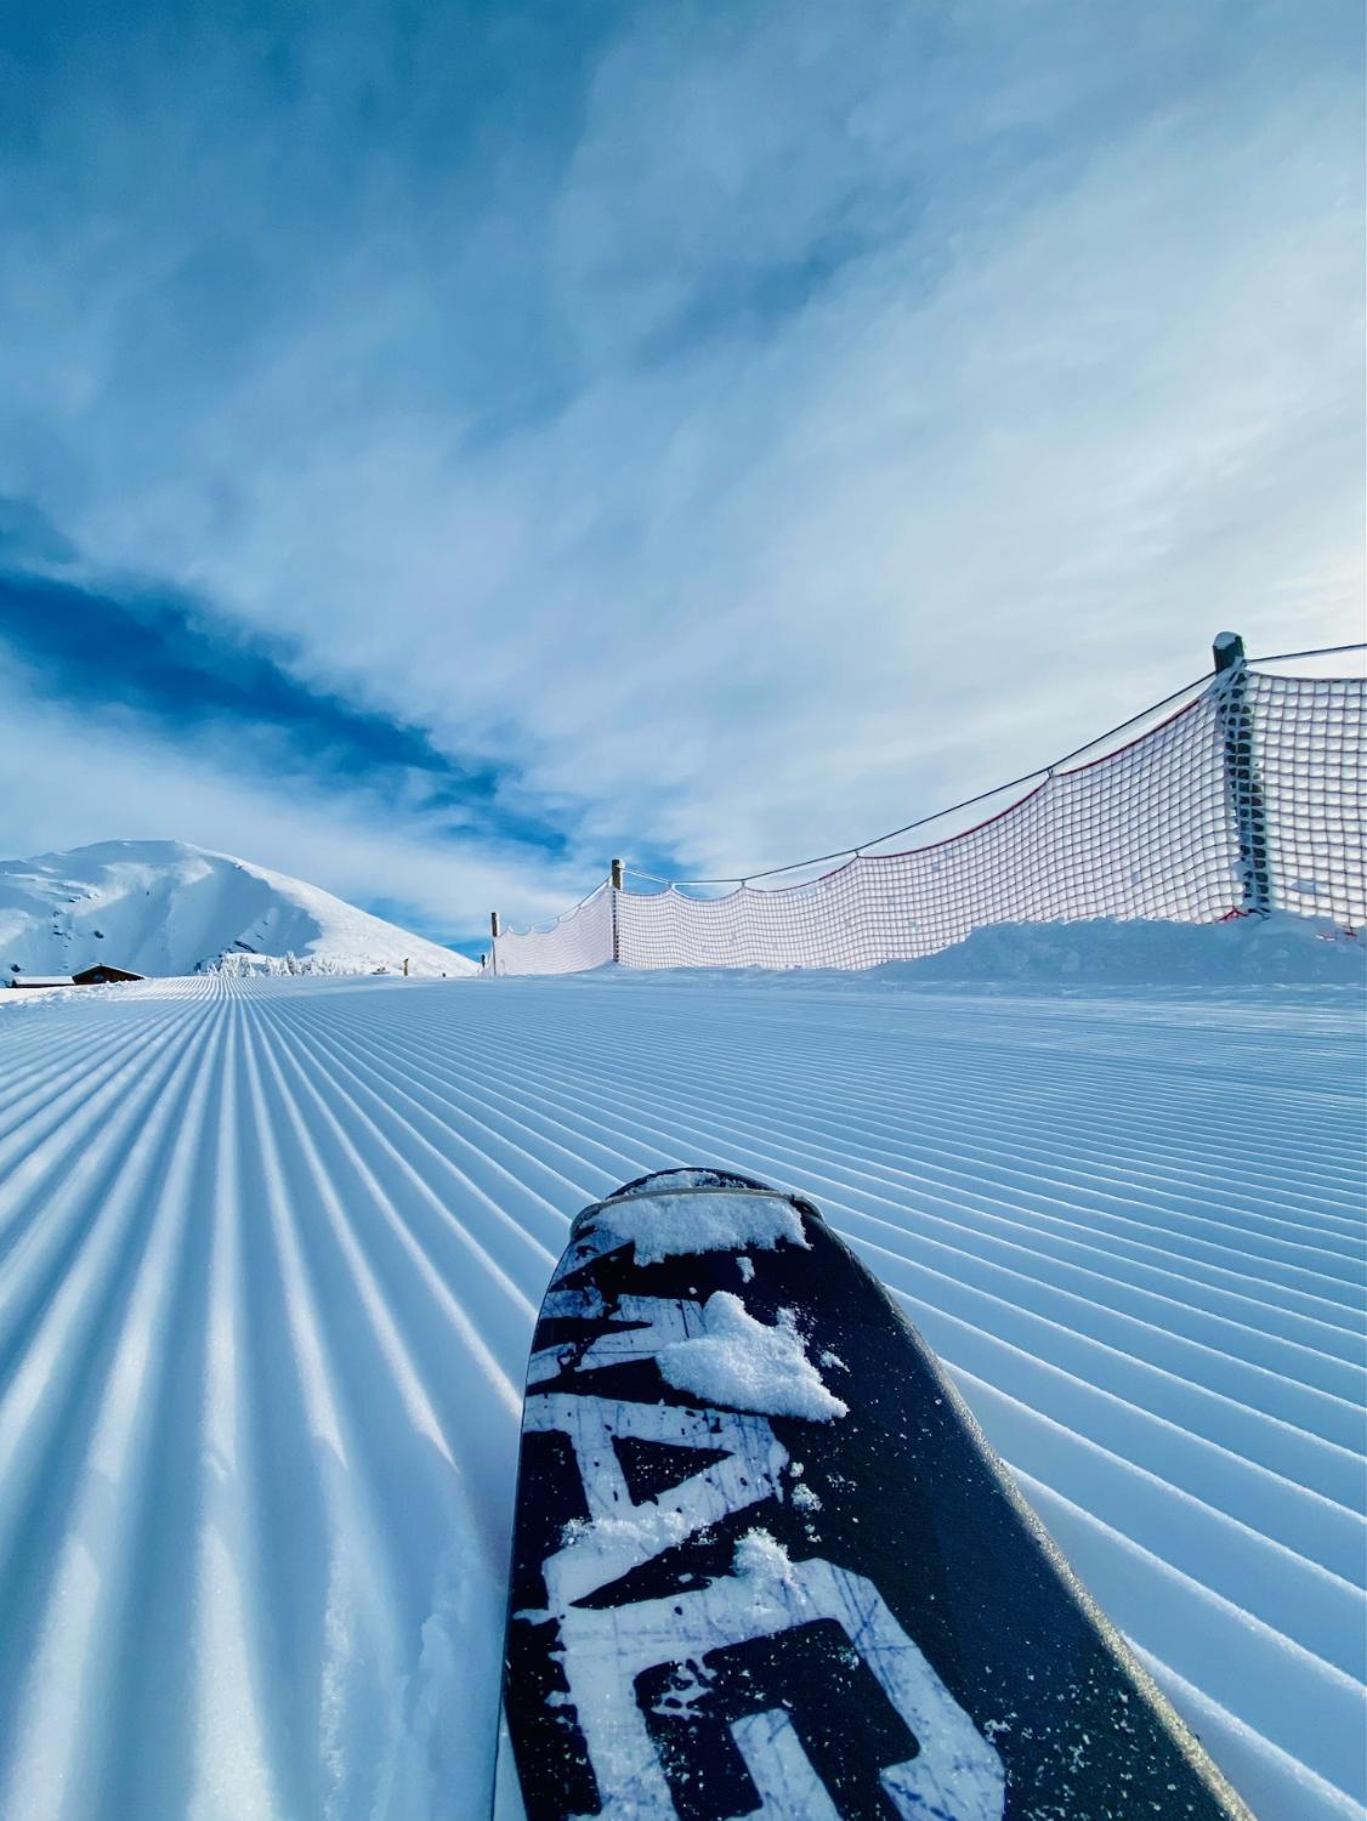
[0,0,1360,924]
[0,685,582,949]
[0,543,570,853]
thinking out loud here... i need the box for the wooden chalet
[9,964,145,989]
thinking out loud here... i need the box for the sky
[0,0,1362,955]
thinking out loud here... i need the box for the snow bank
[883,913,1366,987]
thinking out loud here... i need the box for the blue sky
[0,0,1361,954]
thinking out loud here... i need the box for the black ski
[498,1169,1253,1820]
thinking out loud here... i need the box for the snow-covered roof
[11,975,74,987]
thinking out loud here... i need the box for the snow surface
[901,912,1367,986]
[0,965,1362,1821]
[594,1188,809,1264]
[731,1528,799,1587]
[0,839,475,979]
[656,1292,849,1420]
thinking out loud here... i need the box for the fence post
[610,859,624,964]
[490,911,501,977]
[1212,632,1270,915]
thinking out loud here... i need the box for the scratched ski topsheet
[499,1170,1252,1821]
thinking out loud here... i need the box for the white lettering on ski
[529,1294,709,1388]
[525,1392,789,1609]
[524,1286,1005,1820]
[556,1553,1005,1820]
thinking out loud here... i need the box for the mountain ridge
[0,839,476,979]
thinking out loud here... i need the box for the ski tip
[604,1166,789,1203]
[573,1168,825,1236]
[561,1172,828,1283]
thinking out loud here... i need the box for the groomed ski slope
[0,970,1362,1821]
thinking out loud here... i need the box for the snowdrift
[0,839,474,979]
[900,913,1367,986]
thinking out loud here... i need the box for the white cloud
[0,0,1360,901]
[0,690,582,941]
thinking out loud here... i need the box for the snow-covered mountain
[0,840,476,979]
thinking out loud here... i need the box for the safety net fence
[485,647,1365,976]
